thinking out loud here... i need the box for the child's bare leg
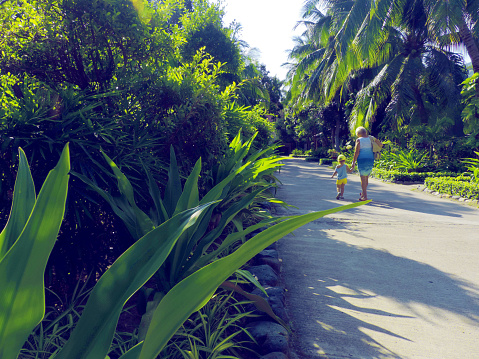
[340,183,345,196]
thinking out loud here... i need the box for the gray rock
[459,197,466,202]
[248,265,279,287]
[257,249,279,260]
[266,242,278,251]
[254,250,281,271]
[247,321,289,355]
[260,352,288,359]
[251,286,287,322]
[452,195,461,200]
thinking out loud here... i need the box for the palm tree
[349,0,467,131]
[422,0,479,74]
[287,0,467,133]
[285,5,351,150]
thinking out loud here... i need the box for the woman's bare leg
[360,175,369,200]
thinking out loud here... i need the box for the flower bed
[424,177,479,200]
[371,169,459,183]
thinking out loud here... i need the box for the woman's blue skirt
[357,156,374,176]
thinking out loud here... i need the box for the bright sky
[214,0,305,81]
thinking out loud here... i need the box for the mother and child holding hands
[331,126,383,201]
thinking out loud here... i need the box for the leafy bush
[319,158,333,165]
[1,144,367,359]
[461,74,479,141]
[463,151,479,184]
[291,148,304,156]
[425,177,479,199]
[161,290,255,359]
[308,147,329,158]
[371,169,459,182]
[386,148,429,172]
[327,148,339,158]
[305,157,320,162]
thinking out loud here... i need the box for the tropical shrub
[425,177,479,200]
[76,132,284,295]
[371,169,459,183]
[461,74,479,143]
[386,149,430,172]
[462,151,479,184]
[308,147,329,158]
[291,148,304,156]
[0,78,162,290]
[1,144,367,359]
[319,158,333,166]
[327,148,339,158]
[19,279,94,359]
[160,290,256,359]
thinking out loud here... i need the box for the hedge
[371,169,459,182]
[425,177,479,199]
[305,156,320,162]
[319,158,333,165]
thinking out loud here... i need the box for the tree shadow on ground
[344,178,477,219]
[277,158,479,358]
[279,158,477,219]
[279,233,479,358]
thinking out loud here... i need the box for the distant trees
[283,0,477,151]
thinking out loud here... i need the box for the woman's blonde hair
[355,126,368,136]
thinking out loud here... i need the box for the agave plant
[388,148,429,172]
[74,131,286,294]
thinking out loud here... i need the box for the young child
[331,154,353,200]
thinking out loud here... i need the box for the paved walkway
[275,158,479,359]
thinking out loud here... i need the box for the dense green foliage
[319,158,333,166]
[0,1,290,357]
[1,145,366,359]
[425,176,479,199]
[0,0,282,290]
[371,169,459,183]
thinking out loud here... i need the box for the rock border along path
[275,158,479,359]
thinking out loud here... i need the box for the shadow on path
[280,159,477,219]
[281,232,479,358]
[276,158,479,358]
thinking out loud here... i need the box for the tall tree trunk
[459,15,479,74]
[334,116,341,151]
[413,86,428,124]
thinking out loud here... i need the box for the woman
[351,126,382,201]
